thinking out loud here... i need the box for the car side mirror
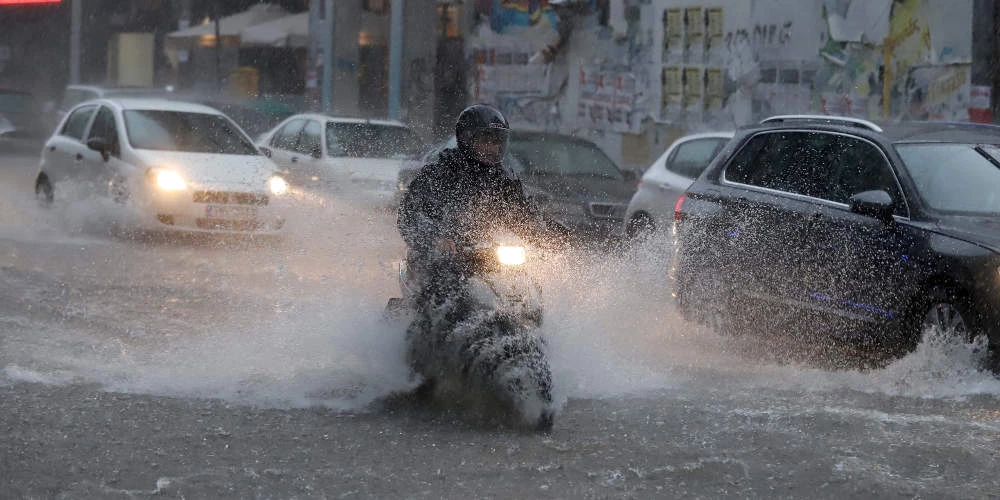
[310,147,322,159]
[86,137,110,161]
[849,190,895,223]
[260,146,272,158]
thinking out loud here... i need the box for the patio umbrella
[167,3,288,48]
[240,12,309,48]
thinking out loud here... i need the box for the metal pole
[308,0,320,109]
[322,0,334,114]
[69,0,81,84]
[214,4,222,91]
[388,0,404,120]
[993,0,1000,123]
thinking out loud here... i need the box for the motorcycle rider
[396,105,563,430]
[397,104,564,296]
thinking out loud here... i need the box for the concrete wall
[466,0,982,171]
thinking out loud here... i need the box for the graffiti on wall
[475,0,612,33]
[653,0,974,128]
[813,0,972,122]
[577,66,640,132]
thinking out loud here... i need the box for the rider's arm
[397,170,443,255]
[503,178,571,248]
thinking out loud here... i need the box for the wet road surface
[2,153,999,498]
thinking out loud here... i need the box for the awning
[240,12,309,48]
[167,3,288,40]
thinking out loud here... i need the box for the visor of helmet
[469,127,510,167]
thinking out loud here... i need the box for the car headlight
[153,169,187,191]
[496,245,526,266]
[269,176,288,196]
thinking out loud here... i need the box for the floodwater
[1,153,998,498]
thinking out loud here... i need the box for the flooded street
[2,154,999,498]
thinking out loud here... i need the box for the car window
[271,119,305,151]
[897,143,1000,215]
[296,120,322,156]
[326,123,424,159]
[123,110,258,155]
[666,138,726,179]
[823,136,903,210]
[86,106,121,158]
[60,105,97,140]
[725,131,902,209]
[509,135,624,179]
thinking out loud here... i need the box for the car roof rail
[759,114,884,133]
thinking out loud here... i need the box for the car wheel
[108,175,129,204]
[919,287,982,342]
[35,174,53,207]
[626,213,655,239]
[900,286,991,356]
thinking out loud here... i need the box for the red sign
[0,0,62,4]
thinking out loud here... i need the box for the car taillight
[674,193,687,221]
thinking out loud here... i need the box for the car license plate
[205,205,257,219]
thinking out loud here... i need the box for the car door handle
[49,146,56,152]
[75,153,83,161]
[290,156,298,163]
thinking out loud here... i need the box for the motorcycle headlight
[269,176,288,196]
[496,245,526,266]
[152,169,187,191]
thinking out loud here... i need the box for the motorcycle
[385,230,555,431]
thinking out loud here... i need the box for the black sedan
[674,116,1000,356]
[398,131,636,240]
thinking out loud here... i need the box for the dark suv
[673,115,1000,354]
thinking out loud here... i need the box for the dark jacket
[398,148,551,260]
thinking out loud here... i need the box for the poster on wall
[683,7,704,64]
[662,8,683,64]
[909,64,971,122]
[704,67,724,114]
[705,7,724,65]
[969,85,992,123]
[475,61,551,104]
[578,66,640,133]
[661,65,682,120]
[683,66,703,115]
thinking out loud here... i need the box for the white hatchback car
[623,132,734,238]
[257,114,425,205]
[34,98,289,234]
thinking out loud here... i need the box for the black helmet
[456,104,510,167]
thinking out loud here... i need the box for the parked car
[35,98,288,234]
[624,131,733,238]
[673,115,1000,355]
[0,88,47,153]
[169,93,298,139]
[57,85,176,114]
[257,114,425,205]
[397,131,636,240]
[395,136,529,206]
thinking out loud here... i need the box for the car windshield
[509,135,623,179]
[896,143,1000,215]
[327,122,424,159]
[123,110,258,155]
